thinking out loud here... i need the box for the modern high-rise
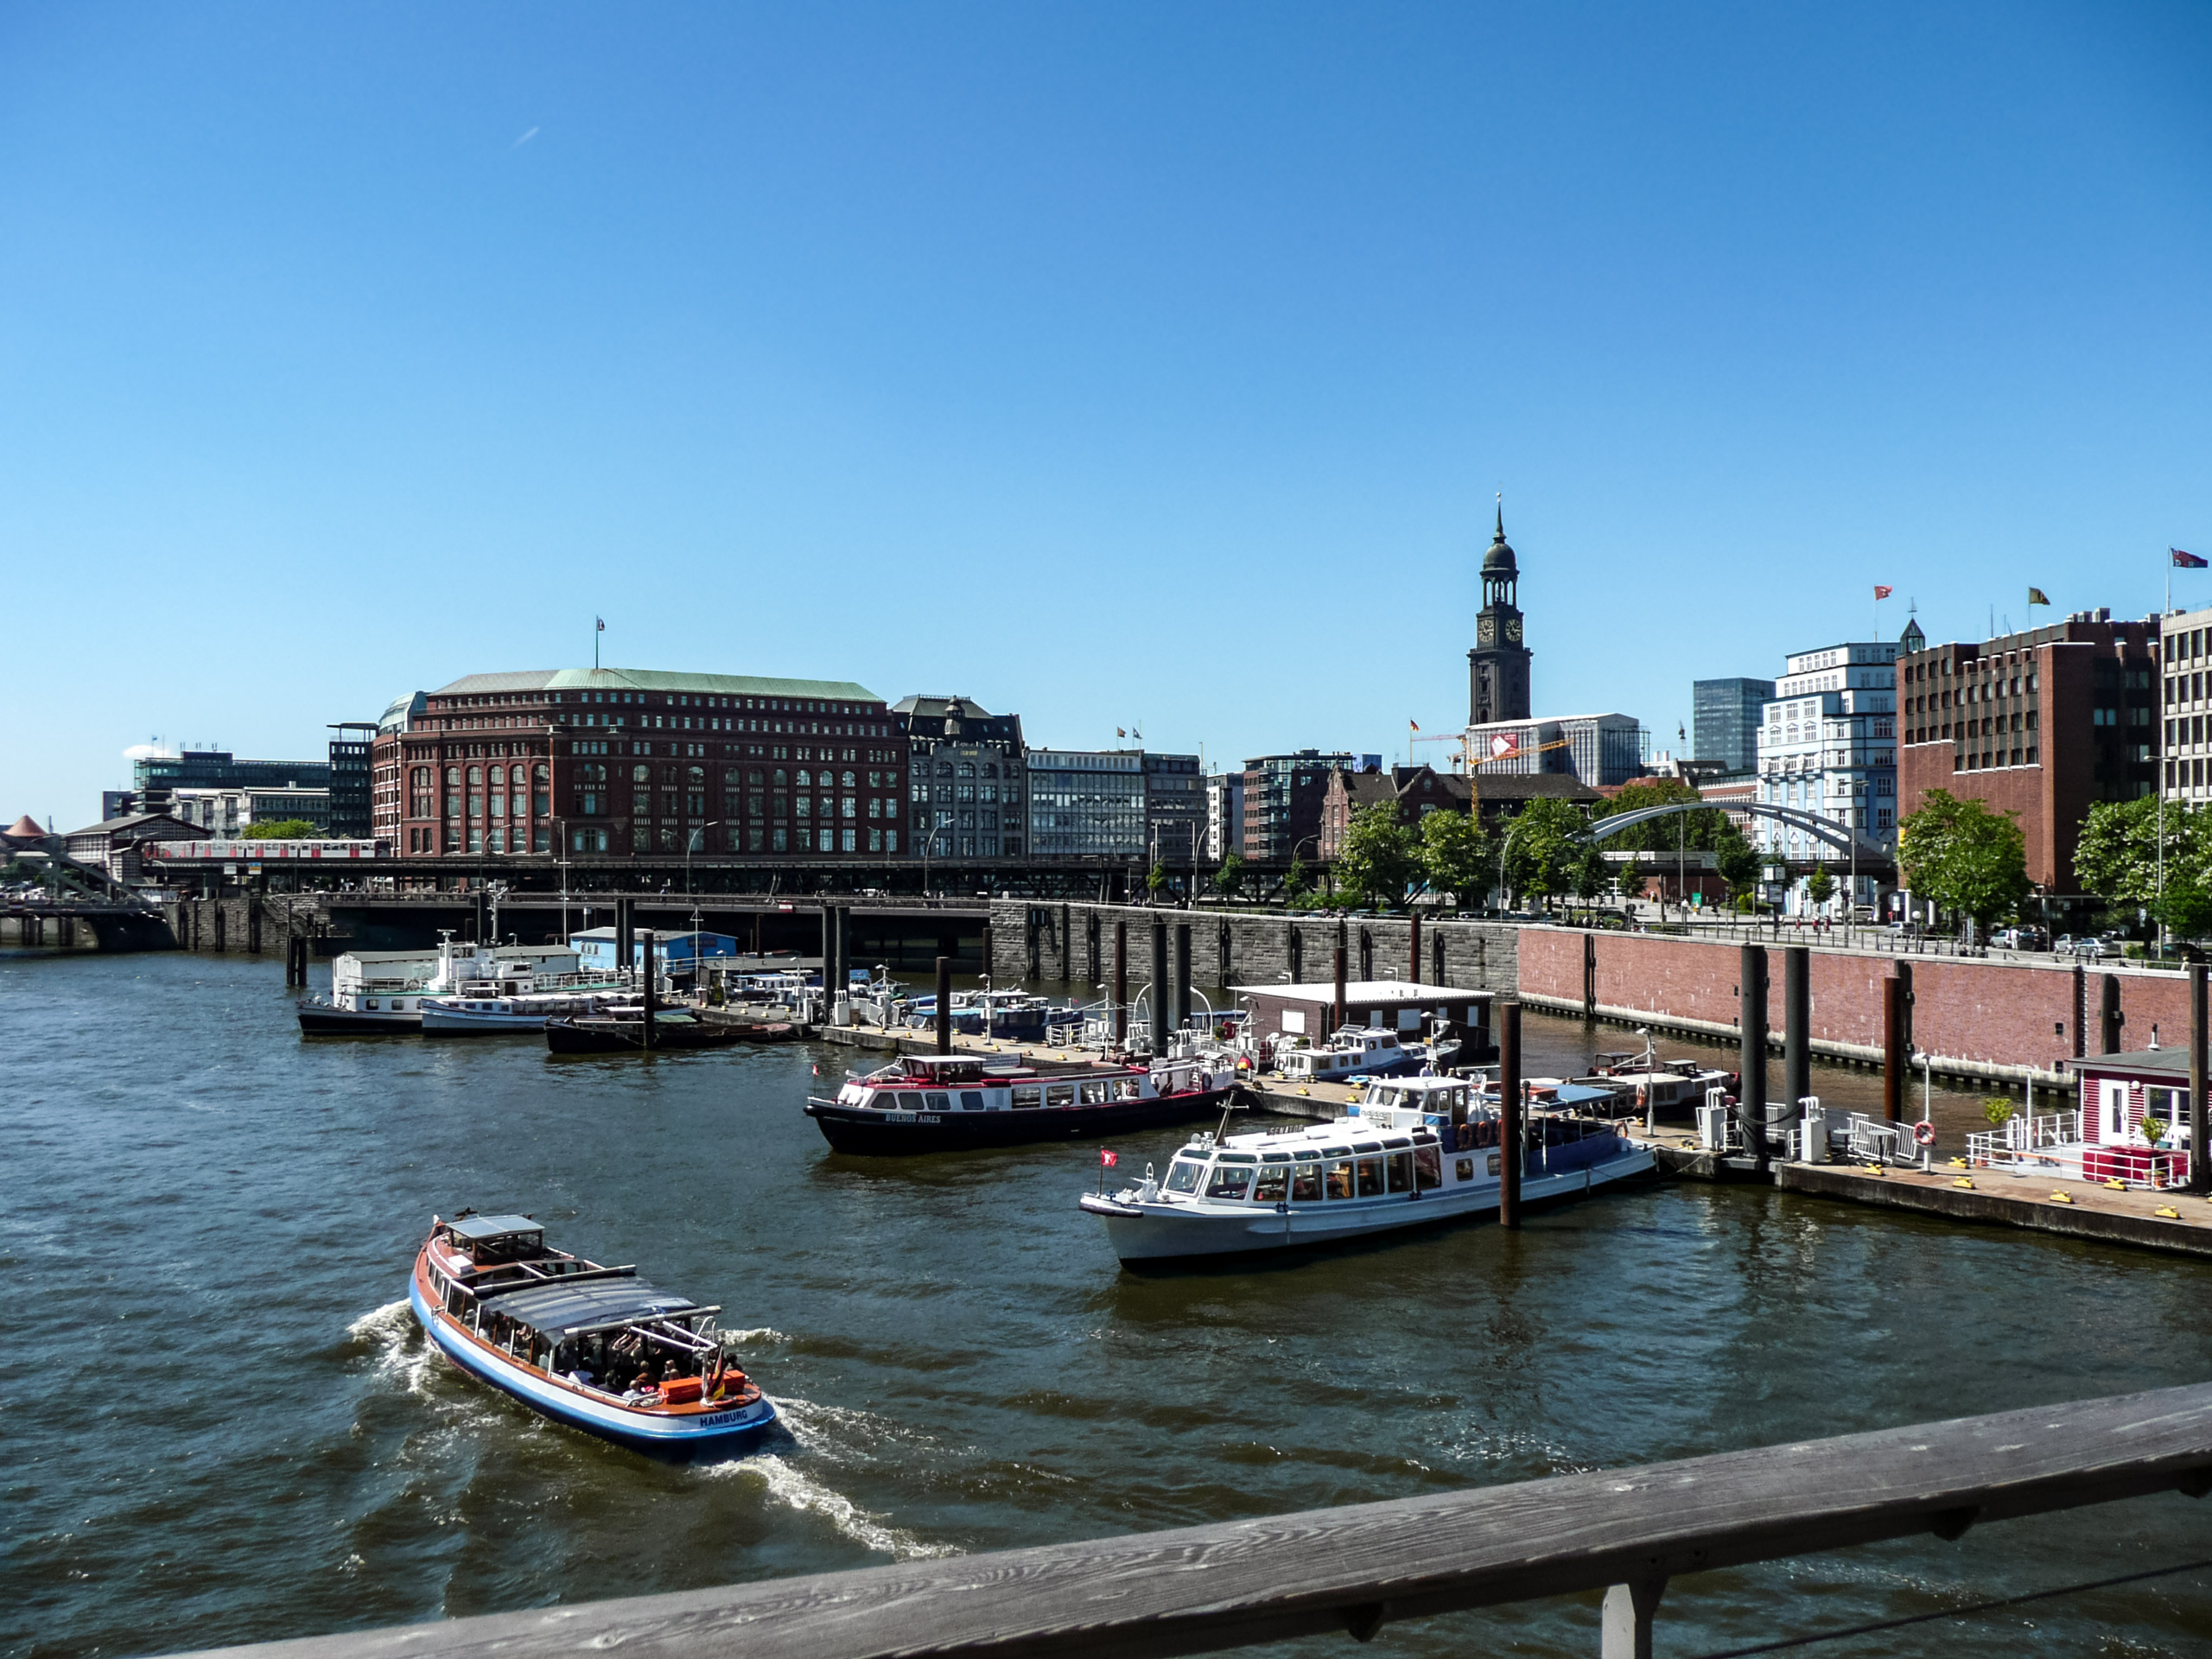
[1141,752,1204,865]
[1467,504,1532,728]
[1692,677,1775,776]
[1027,750,1147,857]
[1204,772,1245,861]
[327,721,377,839]
[1242,751,1354,861]
[1898,610,2158,899]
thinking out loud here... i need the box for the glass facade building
[1692,677,1775,776]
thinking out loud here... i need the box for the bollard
[1114,923,1128,1048]
[1174,924,1192,1036]
[935,955,952,1055]
[1333,943,1348,1036]
[1739,944,1769,1168]
[1882,975,1905,1125]
[1409,912,1422,984]
[1150,919,1169,1056]
[1498,1002,1522,1230]
[639,931,657,1052]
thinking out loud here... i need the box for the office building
[1242,751,1355,861]
[896,695,1024,859]
[327,721,376,839]
[1692,677,1776,776]
[1756,640,1901,911]
[112,747,333,821]
[1204,772,1245,861]
[1898,610,2158,897]
[1141,752,1204,866]
[1464,714,1643,788]
[1027,750,1147,857]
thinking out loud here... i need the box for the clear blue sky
[5,3,2209,825]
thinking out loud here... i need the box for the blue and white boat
[1273,1026,1435,1084]
[1078,1075,1656,1263]
[409,1212,776,1459]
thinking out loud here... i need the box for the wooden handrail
[169,1382,2212,1659]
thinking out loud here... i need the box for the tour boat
[1077,1074,1656,1262]
[806,1052,1236,1155]
[544,1007,753,1054]
[299,937,591,1035]
[1274,1027,1436,1084]
[409,1211,776,1458]
[421,984,632,1036]
[901,988,1057,1042]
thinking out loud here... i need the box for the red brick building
[371,669,906,862]
[1895,611,2158,895]
[1319,765,1478,859]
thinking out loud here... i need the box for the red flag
[1873,585,1893,601]
[1100,1148,1118,1167]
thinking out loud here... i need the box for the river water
[4,950,2211,1658]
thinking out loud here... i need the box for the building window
[467,827,483,853]
[886,829,899,854]
[842,796,856,818]
[819,830,834,852]
[841,829,856,852]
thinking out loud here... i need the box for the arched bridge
[1583,799,1891,862]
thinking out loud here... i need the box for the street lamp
[685,821,722,939]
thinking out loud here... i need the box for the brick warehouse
[371,668,907,862]
[1516,926,2196,1084]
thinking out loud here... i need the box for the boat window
[925,1092,950,1112]
[1292,1147,1320,1161]
[1382,1137,1411,1150]
[1386,1152,1414,1193]
[1046,1084,1076,1109]
[1261,1151,1290,1162]
[1456,1157,1475,1182]
[1012,1084,1042,1109]
[366,998,379,1010]
[1291,1162,1323,1202]
[1214,1154,1255,1164]
[1204,1164,1253,1200]
[960,1091,984,1111]
[1414,1147,1442,1188]
[1356,1156,1387,1198]
[1324,1158,1354,1199]
[1080,1081,1108,1105]
[1116,1078,1141,1099]
[1253,1165,1288,1203]
[1165,1159,1204,1194]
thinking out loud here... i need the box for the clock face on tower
[1504,616,1523,645]
[1477,615,1497,645]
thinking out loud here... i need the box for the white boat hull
[1082,1145,1656,1262]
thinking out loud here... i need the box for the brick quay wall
[1517,925,2196,1087]
[988,902,1520,1001]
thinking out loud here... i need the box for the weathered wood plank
[168,1382,2212,1659]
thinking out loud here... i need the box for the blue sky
[4,3,2209,824]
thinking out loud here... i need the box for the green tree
[1501,797,1588,909]
[1805,866,1836,909]
[2075,796,2212,940]
[241,819,317,840]
[1589,779,1737,852]
[1898,790,2031,931]
[1573,842,1608,902]
[1213,852,1248,900]
[1713,823,1760,896]
[1146,861,1169,899]
[1421,810,1493,909]
[1335,804,1420,909]
[1615,850,1643,901]
[1284,855,1312,901]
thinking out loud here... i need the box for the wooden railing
[172,1382,2212,1659]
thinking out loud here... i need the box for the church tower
[1468,499,1532,726]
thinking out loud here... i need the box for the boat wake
[347,1299,435,1396]
[703,1397,956,1561]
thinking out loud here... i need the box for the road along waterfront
[4,952,2211,1657]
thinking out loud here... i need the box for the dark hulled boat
[545,1007,751,1054]
[805,1052,1236,1155]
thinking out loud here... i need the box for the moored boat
[421,984,632,1036]
[806,1052,1236,1155]
[1274,1026,1435,1084]
[300,937,594,1035]
[545,1007,753,1054]
[408,1211,775,1458]
[1078,1074,1656,1263]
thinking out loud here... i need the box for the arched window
[688,766,705,783]
[982,763,997,778]
[467,766,481,785]
[747,768,763,785]
[633,765,651,783]
[938,761,954,777]
[773,769,788,787]
[842,771,855,788]
[958,763,976,778]
[797,770,812,787]
[509,766,526,785]
[533,764,550,783]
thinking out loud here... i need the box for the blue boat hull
[406,1277,776,1459]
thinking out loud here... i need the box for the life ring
[1913,1122,1936,1147]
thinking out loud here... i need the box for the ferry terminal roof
[429,667,880,702]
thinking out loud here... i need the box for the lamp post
[684,821,722,940]
[1289,833,1320,905]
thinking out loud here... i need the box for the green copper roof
[430,668,881,702]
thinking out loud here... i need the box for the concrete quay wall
[988,901,1520,1000]
[1516,925,2196,1086]
[165,895,343,957]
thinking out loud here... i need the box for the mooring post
[1739,944,1768,1166]
[1174,923,1192,1034]
[935,954,952,1055]
[2101,973,2124,1055]
[2192,960,2208,1194]
[1498,1001,1522,1230]
[1408,912,1421,983]
[1882,974,1904,1125]
[639,930,656,1052]
[1600,1576,1667,1659]
[1114,922,1128,1048]
[1783,944,1809,1117]
[1333,942,1348,1036]
[2071,962,2087,1058]
[1150,918,1169,1054]
[1582,930,1597,1020]
[616,898,633,981]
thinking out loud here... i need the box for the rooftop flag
[1410,718,1421,732]
[2176,549,2209,569]
[2028,587,2051,607]
[1873,585,1894,600]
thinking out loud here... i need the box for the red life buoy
[1913,1122,1936,1147]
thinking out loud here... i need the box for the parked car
[2068,936,2110,959]
[1994,925,2050,951]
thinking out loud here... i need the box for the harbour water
[5,950,2212,1657]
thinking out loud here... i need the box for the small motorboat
[1274,1027,1435,1084]
[545,1007,751,1054]
[1079,1074,1656,1263]
[409,1211,776,1459]
[807,1051,1236,1155]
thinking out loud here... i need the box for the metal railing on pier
[170,1381,2212,1659]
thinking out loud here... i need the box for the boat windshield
[1164,1159,1204,1194]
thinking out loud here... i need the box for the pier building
[1896,610,2158,907]
[372,667,902,864]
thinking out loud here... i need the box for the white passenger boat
[1077,1075,1656,1263]
[1274,1027,1434,1083]
[300,937,594,1035]
[410,1211,776,1459]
